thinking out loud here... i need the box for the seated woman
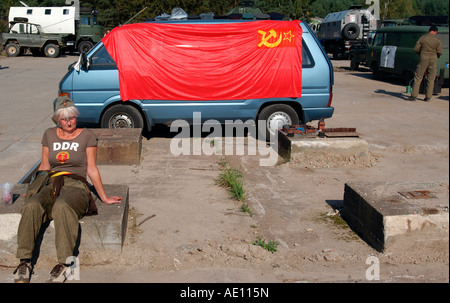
[13,96,122,283]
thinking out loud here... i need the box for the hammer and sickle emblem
[258,29,282,48]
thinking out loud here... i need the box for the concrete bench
[0,183,129,258]
[342,181,449,252]
[91,128,142,165]
[277,130,371,167]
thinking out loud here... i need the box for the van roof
[144,19,295,24]
[376,25,449,34]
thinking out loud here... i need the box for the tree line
[1,0,448,32]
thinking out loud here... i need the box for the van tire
[258,104,299,139]
[44,44,60,58]
[101,104,144,129]
[342,23,360,40]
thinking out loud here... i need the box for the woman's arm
[38,146,50,171]
[86,146,122,204]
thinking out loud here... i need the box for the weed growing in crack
[252,237,279,253]
[217,158,253,216]
[217,158,246,201]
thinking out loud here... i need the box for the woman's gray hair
[53,106,80,123]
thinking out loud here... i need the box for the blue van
[56,20,334,136]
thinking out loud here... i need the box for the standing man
[408,26,443,102]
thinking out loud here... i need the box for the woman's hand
[102,196,122,204]
[86,146,123,205]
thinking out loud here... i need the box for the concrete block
[342,181,449,252]
[277,131,370,167]
[91,128,142,165]
[81,185,129,250]
[0,183,129,257]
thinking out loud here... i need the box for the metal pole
[124,7,148,25]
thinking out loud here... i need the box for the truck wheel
[258,104,299,139]
[78,41,94,54]
[101,104,144,129]
[333,47,341,60]
[371,63,382,80]
[44,44,60,58]
[342,23,360,40]
[5,43,20,57]
[403,71,414,85]
[350,57,359,71]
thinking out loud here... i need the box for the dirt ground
[0,55,448,285]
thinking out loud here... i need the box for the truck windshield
[81,16,98,25]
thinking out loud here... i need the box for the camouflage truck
[1,19,66,58]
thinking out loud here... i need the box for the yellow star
[283,30,295,42]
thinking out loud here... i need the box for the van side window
[90,46,117,70]
[399,33,420,48]
[302,39,314,68]
[385,33,400,46]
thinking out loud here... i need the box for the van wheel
[258,104,299,139]
[44,44,60,58]
[101,104,144,129]
[5,43,20,57]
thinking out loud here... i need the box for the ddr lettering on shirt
[41,127,97,177]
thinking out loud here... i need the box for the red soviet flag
[102,20,302,101]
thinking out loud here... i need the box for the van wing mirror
[80,52,88,69]
[74,52,92,72]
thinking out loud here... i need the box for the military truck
[366,25,449,85]
[8,4,103,53]
[1,19,66,58]
[350,24,449,82]
[316,4,379,59]
[349,19,416,70]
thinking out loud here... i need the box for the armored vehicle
[316,5,379,59]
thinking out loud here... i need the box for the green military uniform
[410,31,443,101]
